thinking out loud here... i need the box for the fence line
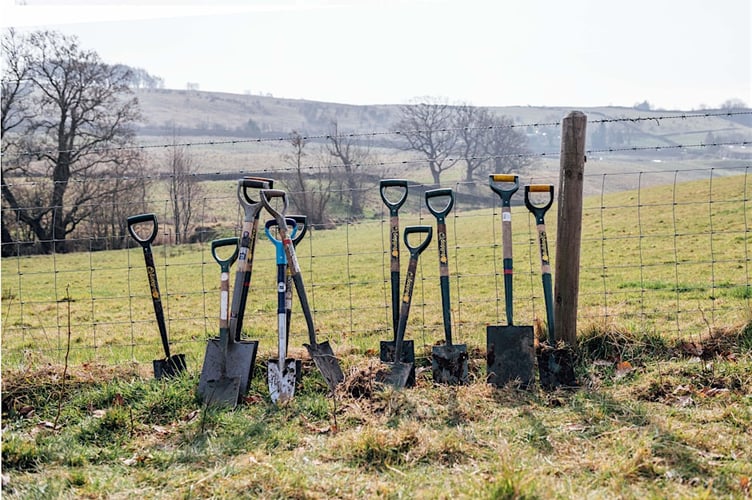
[2,166,750,370]
[2,108,751,370]
[2,142,750,197]
[3,109,750,160]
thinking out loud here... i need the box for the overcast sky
[2,0,750,110]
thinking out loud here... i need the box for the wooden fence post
[554,111,587,345]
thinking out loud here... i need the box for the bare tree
[166,133,203,244]
[395,97,459,186]
[325,120,371,219]
[282,131,333,227]
[482,115,533,177]
[1,28,34,255]
[453,104,493,183]
[1,29,142,253]
[86,157,151,250]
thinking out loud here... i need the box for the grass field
[1,174,751,498]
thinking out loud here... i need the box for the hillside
[133,88,752,145]
[130,89,752,196]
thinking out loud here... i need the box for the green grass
[1,339,750,498]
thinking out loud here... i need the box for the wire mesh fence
[1,113,751,371]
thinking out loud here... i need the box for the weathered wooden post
[554,111,587,346]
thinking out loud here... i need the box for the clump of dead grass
[2,362,143,417]
[336,357,384,400]
[578,321,668,363]
[672,322,752,361]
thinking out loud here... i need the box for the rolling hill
[130,88,752,195]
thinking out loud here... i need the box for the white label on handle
[220,291,229,320]
[502,212,512,222]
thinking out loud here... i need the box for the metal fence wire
[1,115,750,370]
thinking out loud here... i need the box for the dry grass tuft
[673,321,752,360]
[2,362,144,416]
[337,358,384,400]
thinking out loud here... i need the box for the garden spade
[265,218,300,403]
[260,189,344,392]
[377,225,433,388]
[230,177,274,341]
[486,174,535,388]
[378,179,415,385]
[198,237,242,408]
[127,213,186,379]
[525,184,576,389]
[425,188,468,385]
[214,177,272,398]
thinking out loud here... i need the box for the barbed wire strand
[2,110,750,160]
[3,140,751,191]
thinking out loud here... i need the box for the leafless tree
[453,104,493,182]
[1,28,34,255]
[395,97,459,186]
[166,134,203,244]
[282,131,333,227]
[482,114,533,177]
[325,120,371,219]
[1,29,143,253]
[86,157,151,250]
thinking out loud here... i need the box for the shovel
[486,174,535,388]
[209,177,271,399]
[126,213,186,379]
[230,177,274,341]
[265,217,300,403]
[524,184,576,389]
[260,189,345,392]
[378,179,415,386]
[377,225,433,388]
[425,188,468,385]
[198,237,242,408]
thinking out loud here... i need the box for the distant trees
[113,64,164,89]
[1,29,145,253]
[395,97,459,186]
[325,120,372,218]
[283,131,333,227]
[166,134,203,244]
[720,98,748,110]
[394,97,531,185]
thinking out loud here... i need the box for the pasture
[1,173,750,498]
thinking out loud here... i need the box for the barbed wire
[1,140,750,190]
[587,140,751,155]
[591,110,752,124]
[2,110,750,160]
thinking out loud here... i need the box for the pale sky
[2,0,751,110]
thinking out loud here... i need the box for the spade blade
[376,361,413,388]
[268,358,298,403]
[486,325,535,388]
[305,341,344,392]
[201,376,241,409]
[432,344,469,385]
[153,354,186,380]
[537,344,577,390]
[379,339,416,387]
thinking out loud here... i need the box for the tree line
[282,99,532,225]
[1,29,531,254]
